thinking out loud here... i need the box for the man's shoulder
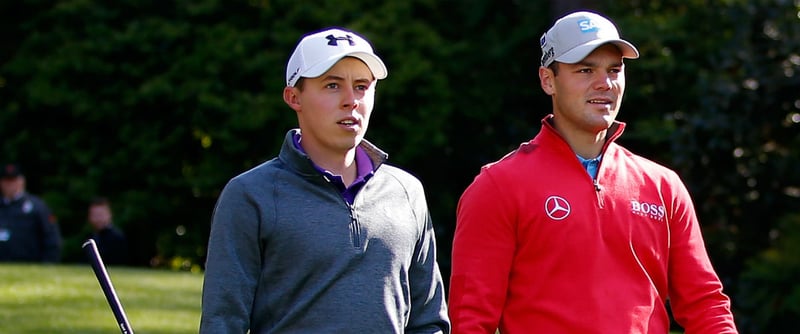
[20,193,51,209]
[375,164,423,186]
[97,226,126,241]
[610,144,680,177]
[21,192,43,201]
[479,139,544,174]
[229,157,283,181]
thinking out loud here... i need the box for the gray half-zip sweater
[200,129,450,333]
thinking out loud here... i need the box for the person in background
[87,196,128,265]
[200,27,450,333]
[0,162,61,263]
[448,11,738,333]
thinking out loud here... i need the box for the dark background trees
[1,0,798,332]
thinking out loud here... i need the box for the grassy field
[0,263,203,334]
[0,264,687,333]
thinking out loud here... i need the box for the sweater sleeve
[665,173,738,333]
[406,184,451,334]
[449,169,516,334]
[200,178,264,333]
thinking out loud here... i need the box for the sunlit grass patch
[0,264,203,334]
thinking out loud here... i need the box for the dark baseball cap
[0,163,23,178]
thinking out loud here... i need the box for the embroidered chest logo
[22,199,34,213]
[545,196,571,220]
[630,200,666,222]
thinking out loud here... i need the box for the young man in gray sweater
[200,27,450,333]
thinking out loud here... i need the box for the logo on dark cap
[326,34,355,46]
[2,163,21,178]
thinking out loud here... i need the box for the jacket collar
[278,129,388,178]
[539,114,626,154]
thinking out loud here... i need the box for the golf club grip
[82,239,134,334]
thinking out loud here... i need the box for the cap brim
[301,52,387,81]
[555,39,639,64]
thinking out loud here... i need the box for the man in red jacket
[448,10,738,333]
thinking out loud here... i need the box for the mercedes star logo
[545,196,571,220]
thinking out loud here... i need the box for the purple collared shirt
[293,132,374,204]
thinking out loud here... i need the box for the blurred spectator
[87,197,128,265]
[0,163,62,263]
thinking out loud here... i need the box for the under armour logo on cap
[326,34,355,46]
[285,28,388,87]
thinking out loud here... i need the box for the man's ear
[539,66,555,96]
[283,86,301,111]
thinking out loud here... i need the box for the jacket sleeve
[665,173,738,333]
[199,178,263,333]
[448,169,516,334]
[36,198,61,263]
[406,186,451,334]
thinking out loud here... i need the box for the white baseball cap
[285,28,388,87]
[540,11,639,67]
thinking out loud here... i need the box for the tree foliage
[1,0,799,330]
[736,213,800,333]
[603,2,800,330]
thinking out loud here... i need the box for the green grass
[0,264,203,334]
[0,264,687,333]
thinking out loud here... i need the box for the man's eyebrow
[354,77,373,84]
[319,75,373,83]
[320,74,345,81]
[574,60,624,68]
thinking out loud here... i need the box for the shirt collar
[291,132,374,181]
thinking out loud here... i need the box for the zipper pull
[594,178,605,208]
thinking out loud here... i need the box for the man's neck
[554,124,607,158]
[2,191,24,203]
[304,146,358,186]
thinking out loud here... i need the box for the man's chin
[600,113,618,125]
